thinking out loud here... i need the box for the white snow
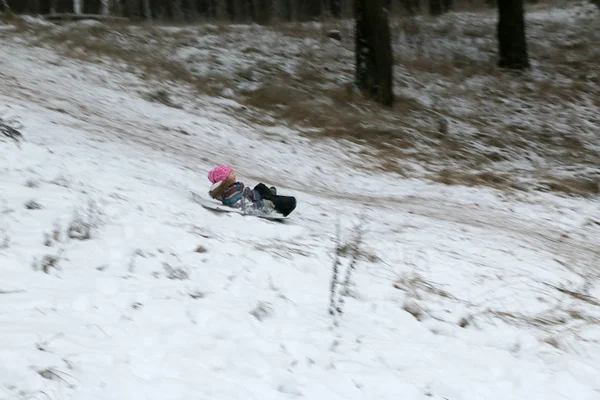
[1,5,600,400]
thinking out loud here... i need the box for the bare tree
[215,0,227,19]
[278,0,293,20]
[429,0,451,15]
[429,0,442,15]
[143,0,151,19]
[354,0,394,106]
[329,0,341,17]
[255,0,272,24]
[306,0,321,18]
[497,0,529,69]
[169,0,183,20]
[228,0,249,21]
[398,0,420,15]
[297,0,321,20]
[100,0,109,14]
[50,0,74,12]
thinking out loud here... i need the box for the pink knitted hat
[208,165,233,184]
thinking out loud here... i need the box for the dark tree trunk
[208,0,218,18]
[442,0,452,12]
[114,0,124,16]
[195,0,207,17]
[306,0,320,17]
[329,0,341,18]
[281,0,292,20]
[225,0,235,19]
[149,0,162,18]
[497,0,529,69]
[171,0,184,20]
[5,0,53,13]
[298,0,320,20]
[49,0,73,12]
[399,0,420,15]
[180,0,197,19]
[228,0,248,20]
[354,0,394,106]
[213,0,226,19]
[4,0,19,12]
[245,0,254,20]
[254,0,271,24]
[39,0,53,13]
[83,0,101,13]
[142,0,152,19]
[122,0,141,18]
[429,0,442,15]
[204,0,225,18]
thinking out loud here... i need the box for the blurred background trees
[1,0,540,22]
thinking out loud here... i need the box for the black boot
[253,183,296,216]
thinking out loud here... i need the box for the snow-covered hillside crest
[1,3,600,400]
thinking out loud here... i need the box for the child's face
[227,171,236,183]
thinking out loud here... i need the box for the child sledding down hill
[208,165,297,217]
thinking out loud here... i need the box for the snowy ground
[2,5,600,400]
[4,1,599,195]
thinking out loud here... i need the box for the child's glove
[242,187,255,201]
[240,187,260,213]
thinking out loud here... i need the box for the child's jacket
[218,182,265,210]
[220,182,246,207]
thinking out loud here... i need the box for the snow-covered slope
[1,14,600,400]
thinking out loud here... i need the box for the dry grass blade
[543,283,600,307]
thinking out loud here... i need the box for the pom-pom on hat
[208,165,233,184]
[208,165,233,192]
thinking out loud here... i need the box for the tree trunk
[442,0,452,12]
[37,0,52,13]
[114,0,124,16]
[143,0,151,19]
[229,0,248,21]
[398,0,419,16]
[122,0,139,18]
[298,0,320,20]
[280,0,293,20]
[255,0,271,24]
[215,0,227,19]
[73,0,82,13]
[354,0,394,106]
[307,0,321,18]
[329,0,341,17]
[82,0,101,13]
[497,0,529,69]
[179,0,194,19]
[289,0,298,20]
[170,0,183,20]
[429,0,441,15]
